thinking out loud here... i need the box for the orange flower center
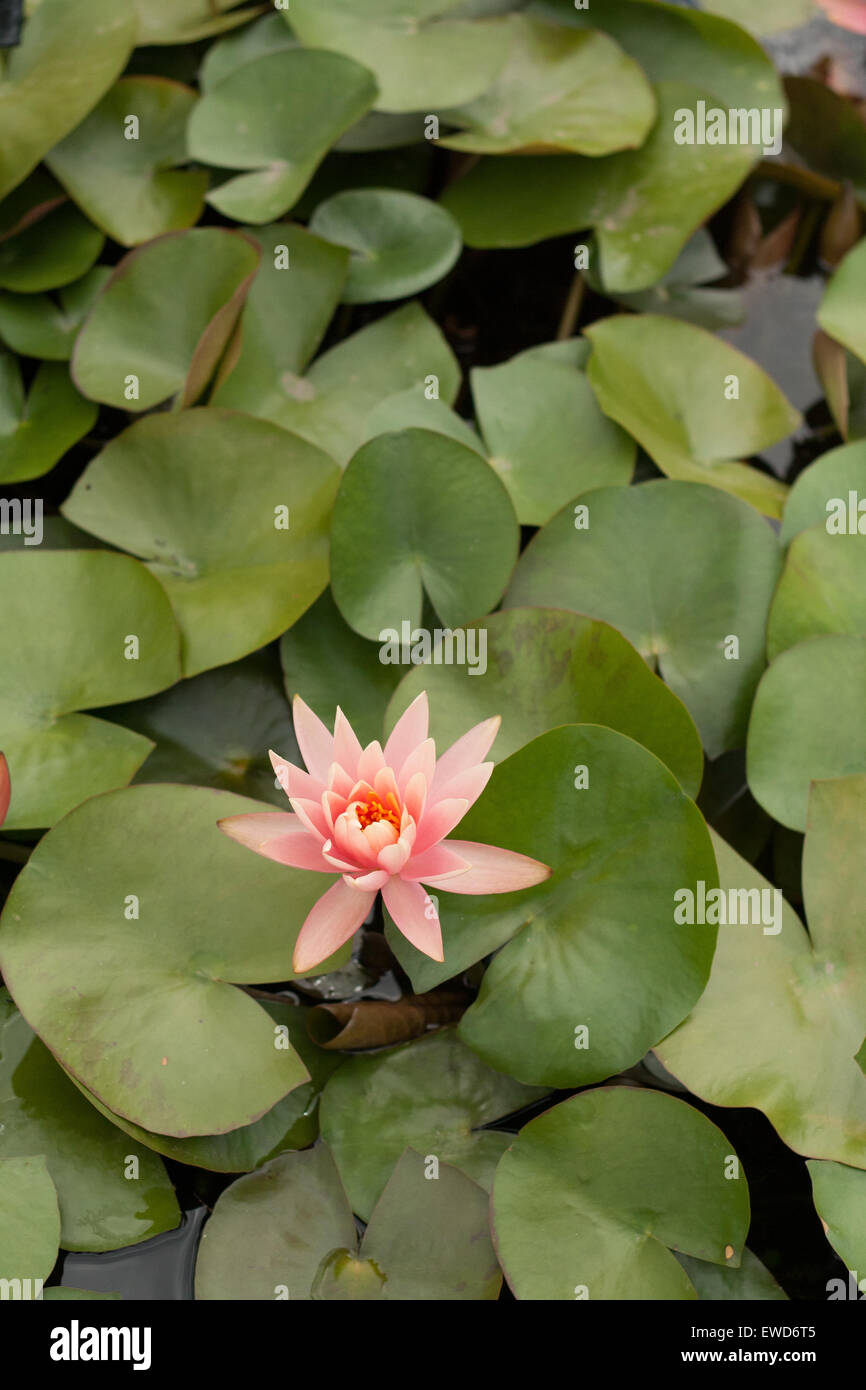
[355,793,401,832]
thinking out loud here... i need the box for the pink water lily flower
[218,692,550,973]
[0,753,8,827]
[818,0,866,32]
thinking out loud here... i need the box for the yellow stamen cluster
[355,793,401,831]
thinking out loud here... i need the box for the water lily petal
[218,812,332,870]
[333,706,363,776]
[382,875,444,962]
[357,740,387,784]
[288,796,329,842]
[292,695,335,781]
[401,843,470,881]
[384,690,429,772]
[413,796,470,854]
[431,715,500,796]
[429,760,493,812]
[397,736,436,793]
[293,879,376,973]
[346,868,390,891]
[430,839,551,894]
[402,769,427,824]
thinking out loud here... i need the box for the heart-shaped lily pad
[470,340,635,525]
[492,1087,749,1300]
[385,608,703,795]
[330,428,519,638]
[71,228,260,411]
[0,0,135,202]
[780,439,866,543]
[188,48,378,223]
[0,267,110,361]
[767,529,866,659]
[62,409,339,677]
[656,797,866,1168]
[440,16,655,156]
[505,481,782,758]
[309,190,462,304]
[442,83,756,292]
[319,1029,546,1221]
[747,635,866,831]
[0,1155,60,1284]
[0,549,181,830]
[0,784,349,1138]
[585,315,799,517]
[808,1160,866,1275]
[0,994,180,1251]
[288,0,515,113]
[0,358,97,485]
[391,725,718,1082]
[819,238,866,369]
[0,201,104,293]
[47,77,208,246]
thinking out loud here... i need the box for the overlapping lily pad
[780,439,866,543]
[71,228,260,411]
[0,549,181,829]
[505,481,782,758]
[47,77,208,246]
[188,49,378,223]
[808,1160,866,1275]
[585,315,799,516]
[675,1249,787,1301]
[747,636,866,831]
[0,358,97,485]
[818,237,866,368]
[0,784,349,1138]
[657,800,866,1168]
[319,1029,546,1221]
[62,410,339,677]
[0,268,110,360]
[470,340,635,525]
[492,1087,749,1300]
[0,202,104,293]
[385,608,703,795]
[0,994,180,1251]
[309,190,462,303]
[0,1155,60,1284]
[133,0,253,45]
[767,529,866,659]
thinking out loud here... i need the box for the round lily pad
[0,784,347,1138]
[385,607,703,796]
[310,189,461,304]
[330,428,519,639]
[492,1087,749,1300]
[780,440,866,543]
[62,409,340,677]
[0,267,111,361]
[0,358,97,485]
[819,238,866,369]
[767,529,866,659]
[0,201,104,293]
[0,1155,60,1285]
[505,480,782,758]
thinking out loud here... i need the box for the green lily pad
[0,1155,60,1285]
[47,77,208,247]
[200,15,299,91]
[442,83,756,292]
[0,358,97,485]
[0,0,135,202]
[0,994,180,1252]
[585,315,799,517]
[0,783,349,1138]
[195,1144,358,1300]
[808,1160,866,1275]
[409,725,719,1083]
[0,202,104,293]
[319,1029,546,1221]
[280,589,402,748]
[657,802,866,1168]
[249,302,461,464]
[188,49,378,223]
[470,339,635,525]
[43,1287,122,1300]
[441,16,655,156]
[781,440,866,543]
[133,0,254,44]
[71,228,260,411]
[492,1087,749,1300]
[330,428,519,638]
[309,190,462,304]
[0,549,181,830]
[211,224,349,416]
[597,229,745,331]
[288,0,514,113]
[62,409,339,678]
[767,529,866,659]
[746,636,866,831]
[0,268,111,361]
[505,481,782,758]
[385,608,703,796]
[65,997,342,1174]
[675,1249,787,1300]
[819,239,866,370]
[696,0,816,34]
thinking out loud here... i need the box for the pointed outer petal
[217,813,333,871]
[288,796,329,842]
[428,840,551,894]
[322,839,361,873]
[400,844,471,882]
[292,695,335,782]
[377,834,413,875]
[403,769,427,824]
[327,762,355,798]
[412,797,470,856]
[382,875,444,963]
[269,749,293,798]
[373,765,401,806]
[333,707,363,778]
[345,868,390,891]
[334,811,379,868]
[397,737,436,794]
[429,761,493,813]
[357,740,387,785]
[383,690,429,773]
[0,753,8,826]
[280,758,326,803]
[292,880,376,973]
[322,789,347,834]
[363,819,400,857]
[431,716,501,797]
